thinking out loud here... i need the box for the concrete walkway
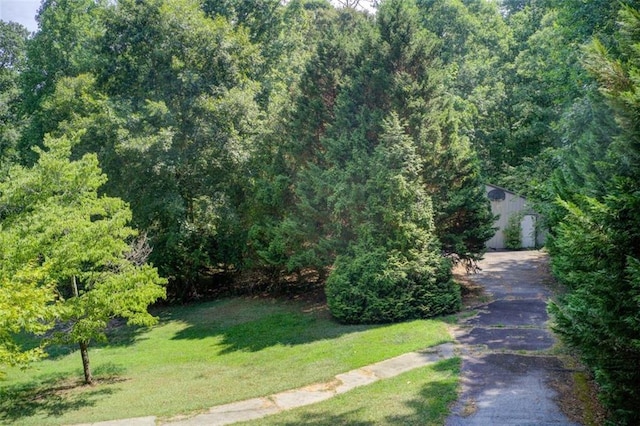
[446,250,581,425]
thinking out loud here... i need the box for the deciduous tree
[0,22,29,172]
[0,134,166,384]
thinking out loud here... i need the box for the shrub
[325,248,460,324]
[504,212,523,250]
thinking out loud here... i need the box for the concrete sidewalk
[76,343,456,426]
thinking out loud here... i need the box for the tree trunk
[79,340,93,385]
[71,276,93,385]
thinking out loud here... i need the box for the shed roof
[485,183,526,200]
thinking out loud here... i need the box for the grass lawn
[0,296,454,425]
[244,358,460,426]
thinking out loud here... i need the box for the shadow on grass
[0,372,119,423]
[15,319,152,361]
[172,310,376,355]
[267,410,374,425]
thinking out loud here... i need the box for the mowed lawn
[243,358,460,426]
[0,297,455,425]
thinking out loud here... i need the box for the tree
[18,0,267,299]
[547,5,640,423]
[0,134,166,384]
[19,0,106,162]
[0,21,29,172]
[247,5,371,279]
[326,114,459,323]
[96,0,263,296]
[366,0,494,264]
[417,0,514,181]
[320,0,470,321]
[250,0,489,319]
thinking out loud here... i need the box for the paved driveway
[446,251,582,426]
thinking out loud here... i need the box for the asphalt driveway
[446,250,584,426]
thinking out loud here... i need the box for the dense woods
[1,0,639,421]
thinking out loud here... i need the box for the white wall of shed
[521,214,537,248]
[485,184,531,249]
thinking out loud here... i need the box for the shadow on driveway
[446,250,583,426]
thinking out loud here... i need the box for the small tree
[503,212,524,250]
[0,134,166,384]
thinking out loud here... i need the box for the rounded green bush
[325,248,460,324]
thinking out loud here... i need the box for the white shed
[485,184,545,250]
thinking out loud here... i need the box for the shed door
[521,215,536,248]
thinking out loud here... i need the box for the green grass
[244,358,460,426]
[0,297,453,425]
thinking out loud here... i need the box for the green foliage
[324,112,460,324]
[546,5,640,423]
[13,0,494,303]
[0,134,166,381]
[547,195,640,423]
[19,0,106,158]
[100,1,262,292]
[0,21,29,172]
[251,0,484,321]
[0,265,56,368]
[247,5,370,276]
[417,0,514,180]
[12,2,640,417]
[503,212,523,250]
[202,0,283,44]
[326,247,459,324]
[377,0,494,263]
[423,99,495,262]
[18,0,268,298]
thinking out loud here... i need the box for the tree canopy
[2,0,640,420]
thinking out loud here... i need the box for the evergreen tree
[251,0,491,320]
[372,0,494,264]
[247,6,370,279]
[326,113,458,323]
[547,5,640,422]
[321,0,471,322]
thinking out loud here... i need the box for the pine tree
[323,0,469,322]
[334,0,494,265]
[247,6,371,279]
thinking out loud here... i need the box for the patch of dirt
[548,356,608,426]
[460,398,478,417]
[453,264,492,309]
